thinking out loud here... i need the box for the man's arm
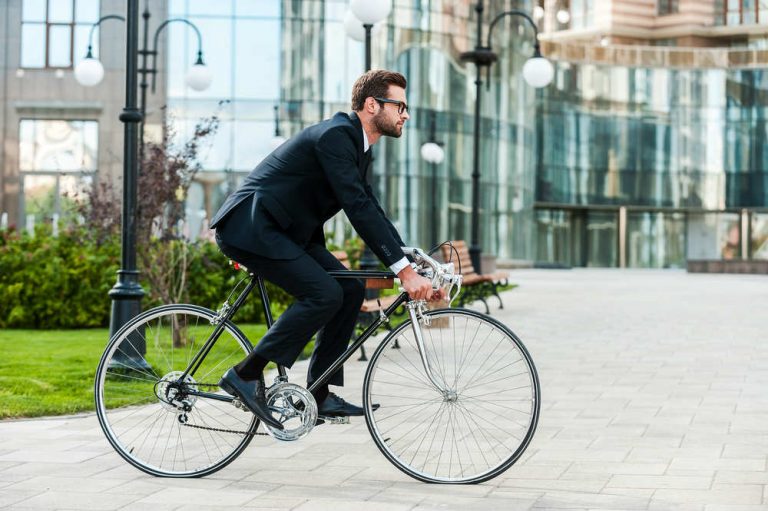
[315,127,405,267]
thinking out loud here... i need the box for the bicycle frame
[178,270,408,403]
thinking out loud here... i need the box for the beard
[372,111,402,138]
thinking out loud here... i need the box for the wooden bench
[440,241,508,314]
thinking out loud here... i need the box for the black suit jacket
[210,112,406,266]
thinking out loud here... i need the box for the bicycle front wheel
[94,304,258,478]
[363,308,540,484]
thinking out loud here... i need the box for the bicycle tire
[363,308,540,484]
[94,304,258,478]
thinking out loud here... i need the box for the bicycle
[94,246,540,484]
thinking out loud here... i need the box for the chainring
[264,382,318,441]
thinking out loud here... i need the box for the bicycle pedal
[318,415,350,425]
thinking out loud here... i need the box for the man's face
[372,85,410,138]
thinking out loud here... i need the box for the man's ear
[365,97,378,114]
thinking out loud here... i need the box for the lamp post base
[108,270,151,371]
[469,244,482,274]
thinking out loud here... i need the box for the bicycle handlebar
[401,246,463,305]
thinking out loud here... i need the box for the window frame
[18,118,99,222]
[21,0,98,69]
[723,0,762,25]
[658,0,680,16]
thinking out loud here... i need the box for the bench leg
[479,294,490,314]
[491,282,504,309]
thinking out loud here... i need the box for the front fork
[405,301,450,395]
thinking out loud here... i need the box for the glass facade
[536,60,768,266]
[162,0,767,267]
[168,0,539,261]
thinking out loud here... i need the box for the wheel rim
[365,309,539,483]
[95,306,257,477]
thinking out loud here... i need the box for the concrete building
[0,0,169,232]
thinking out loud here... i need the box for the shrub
[0,225,119,328]
[0,226,291,329]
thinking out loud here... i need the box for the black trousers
[216,235,365,387]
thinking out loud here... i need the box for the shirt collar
[362,127,370,152]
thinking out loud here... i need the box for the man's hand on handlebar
[397,265,445,302]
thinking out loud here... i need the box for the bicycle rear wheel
[363,308,540,484]
[94,304,258,477]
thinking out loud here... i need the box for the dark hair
[351,70,407,111]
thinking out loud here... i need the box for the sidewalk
[1,269,766,510]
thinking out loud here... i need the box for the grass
[0,324,271,419]
[0,284,517,419]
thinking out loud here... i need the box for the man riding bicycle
[210,70,443,430]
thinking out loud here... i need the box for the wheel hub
[156,371,198,411]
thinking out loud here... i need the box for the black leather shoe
[219,368,284,430]
[317,393,370,417]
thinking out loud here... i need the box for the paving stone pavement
[1,269,766,510]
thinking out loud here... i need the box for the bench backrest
[440,240,476,276]
[331,250,393,289]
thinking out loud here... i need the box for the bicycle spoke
[96,306,255,477]
[365,310,539,483]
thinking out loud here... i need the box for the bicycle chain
[172,381,269,437]
[180,420,268,436]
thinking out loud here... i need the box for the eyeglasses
[373,97,409,115]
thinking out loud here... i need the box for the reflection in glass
[236,0,280,17]
[48,0,74,23]
[22,0,47,22]
[587,211,617,267]
[686,212,741,260]
[75,0,100,23]
[23,175,57,219]
[627,212,685,268]
[22,174,93,223]
[536,209,573,266]
[751,213,768,259]
[234,20,280,99]
[74,25,95,66]
[21,24,46,68]
[743,0,757,24]
[49,25,73,67]
[188,0,233,16]
[19,120,98,172]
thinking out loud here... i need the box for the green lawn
[0,324,270,419]
[0,285,516,419]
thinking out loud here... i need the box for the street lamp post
[345,1,391,274]
[420,111,445,249]
[459,1,553,272]
[269,105,287,150]
[75,6,212,364]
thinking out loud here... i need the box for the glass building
[166,0,539,262]
[2,0,767,267]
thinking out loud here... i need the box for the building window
[19,119,98,223]
[724,0,764,25]
[658,0,679,15]
[570,0,595,29]
[21,0,100,69]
